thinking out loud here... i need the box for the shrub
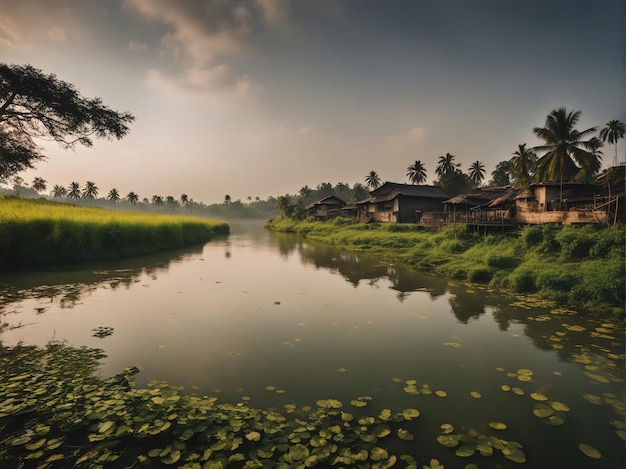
[520,225,543,248]
[555,225,596,261]
[486,254,519,269]
[509,267,537,293]
[467,267,493,282]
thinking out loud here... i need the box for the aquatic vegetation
[91,326,114,338]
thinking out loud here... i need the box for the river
[0,220,623,468]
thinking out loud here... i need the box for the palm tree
[599,119,625,167]
[152,195,164,211]
[578,137,604,183]
[107,188,120,203]
[533,108,598,201]
[510,144,537,188]
[51,184,67,198]
[224,194,232,204]
[406,160,427,184]
[364,170,381,190]
[180,194,189,206]
[82,181,99,200]
[126,192,139,204]
[468,161,485,185]
[68,182,81,200]
[32,177,47,193]
[435,153,457,177]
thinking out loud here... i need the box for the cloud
[408,127,429,140]
[125,0,288,98]
[144,65,258,103]
[0,2,81,50]
[129,40,148,52]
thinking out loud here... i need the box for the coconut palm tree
[126,192,139,204]
[32,177,47,193]
[510,144,537,188]
[82,181,99,200]
[51,184,67,198]
[364,170,381,190]
[578,137,604,183]
[533,108,598,200]
[68,182,81,200]
[152,195,163,206]
[180,194,189,207]
[599,119,625,167]
[468,161,485,185]
[107,188,120,203]
[406,160,427,184]
[435,153,457,177]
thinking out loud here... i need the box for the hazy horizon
[2,0,624,205]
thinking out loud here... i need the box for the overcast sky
[2,0,625,204]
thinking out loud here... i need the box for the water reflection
[269,231,449,302]
[0,244,206,331]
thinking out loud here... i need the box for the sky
[1,0,625,204]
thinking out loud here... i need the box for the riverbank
[0,197,229,269]
[265,217,625,318]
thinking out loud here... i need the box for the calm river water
[0,220,624,468]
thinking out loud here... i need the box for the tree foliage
[532,108,598,183]
[406,160,427,184]
[0,63,134,179]
[510,144,537,188]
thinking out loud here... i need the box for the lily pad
[550,401,570,412]
[489,422,507,430]
[455,445,476,457]
[579,443,602,459]
[582,394,603,405]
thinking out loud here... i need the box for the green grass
[0,197,229,268]
[266,217,625,318]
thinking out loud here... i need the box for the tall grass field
[266,217,625,318]
[0,197,229,268]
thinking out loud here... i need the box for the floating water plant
[578,443,602,459]
[91,326,114,338]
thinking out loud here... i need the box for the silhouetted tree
[435,153,457,177]
[224,194,232,204]
[406,160,427,184]
[489,160,512,186]
[82,181,98,200]
[51,184,67,198]
[468,161,485,185]
[364,170,381,190]
[126,192,139,204]
[31,176,47,193]
[599,119,625,167]
[107,188,120,203]
[510,144,537,188]
[68,182,81,200]
[0,63,134,179]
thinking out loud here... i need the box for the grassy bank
[0,197,229,269]
[266,217,625,318]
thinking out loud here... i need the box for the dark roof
[444,186,512,206]
[305,196,346,210]
[370,182,449,200]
